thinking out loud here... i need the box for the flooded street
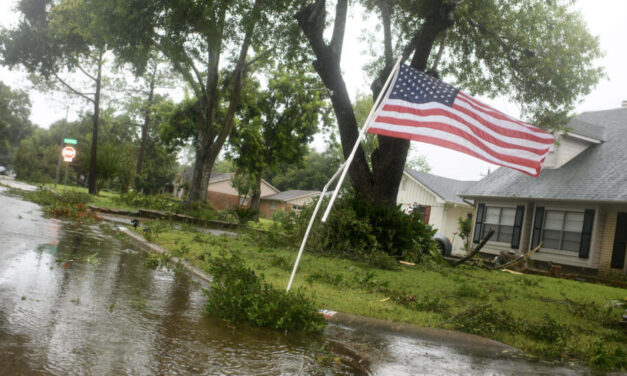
[0,183,605,375]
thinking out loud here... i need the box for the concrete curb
[112,221,523,360]
[116,226,212,286]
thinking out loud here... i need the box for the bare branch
[430,28,448,73]
[53,73,95,103]
[74,61,97,82]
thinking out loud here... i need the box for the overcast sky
[1,0,625,180]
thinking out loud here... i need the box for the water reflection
[0,190,361,375]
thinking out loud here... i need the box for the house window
[482,206,516,243]
[239,197,249,206]
[541,210,584,252]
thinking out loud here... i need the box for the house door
[611,212,627,269]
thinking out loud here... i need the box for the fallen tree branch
[493,242,543,270]
[451,229,494,267]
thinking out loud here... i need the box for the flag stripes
[368,64,554,177]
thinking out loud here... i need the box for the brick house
[259,190,320,218]
[206,172,279,211]
[460,107,627,274]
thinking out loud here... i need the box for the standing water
[0,184,602,375]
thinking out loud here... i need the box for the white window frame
[540,208,585,253]
[482,205,517,244]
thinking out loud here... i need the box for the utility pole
[54,107,70,188]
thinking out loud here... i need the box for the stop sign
[62,146,76,162]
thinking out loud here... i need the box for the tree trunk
[187,137,209,202]
[296,0,456,207]
[250,173,262,220]
[185,0,259,204]
[135,74,155,192]
[88,51,103,195]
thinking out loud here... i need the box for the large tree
[93,0,298,204]
[0,0,112,194]
[295,0,602,206]
[0,81,33,169]
[228,68,331,213]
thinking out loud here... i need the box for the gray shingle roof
[263,190,320,202]
[405,169,477,205]
[568,118,606,141]
[208,172,234,183]
[462,108,627,202]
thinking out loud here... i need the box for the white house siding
[543,134,592,169]
[441,204,474,255]
[286,194,318,207]
[397,173,472,253]
[472,199,603,269]
[397,174,441,211]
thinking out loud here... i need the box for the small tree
[228,69,331,215]
[457,215,472,254]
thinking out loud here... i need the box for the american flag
[367,64,555,177]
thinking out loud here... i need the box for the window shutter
[511,205,525,249]
[424,206,431,224]
[473,203,485,243]
[531,206,544,249]
[579,209,595,259]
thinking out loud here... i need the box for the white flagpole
[286,162,346,292]
[321,57,403,223]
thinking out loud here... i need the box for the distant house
[461,107,627,274]
[206,172,279,210]
[397,169,476,253]
[259,190,320,218]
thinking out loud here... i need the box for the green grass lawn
[41,183,134,210]
[134,220,627,370]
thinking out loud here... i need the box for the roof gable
[263,190,320,202]
[404,169,476,205]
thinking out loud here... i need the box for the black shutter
[511,205,525,249]
[579,209,595,259]
[531,206,544,249]
[473,203,486,243]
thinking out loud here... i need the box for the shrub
[204,252,326,333]
[233,207,258,224]
[294,190,440,264]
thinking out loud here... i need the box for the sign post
[62,146,76,189]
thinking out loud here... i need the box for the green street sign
[64,138,77,145]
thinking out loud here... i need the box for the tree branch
[154,42,203,100]
[330,0,347,60]
[430,28,448,74]
[53,73,95,103]
[74,61,97,82]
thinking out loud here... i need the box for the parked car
[434,232,452,256]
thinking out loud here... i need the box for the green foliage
[451,303,515,336]
[204,253,326,333]
[265,147,342,191]
[297,190,440,264]
[0,81,34,169]
[116,192,179,211]
[233,207,259,225]
[454,283,484,299]
[228,68,331,206]
[9,187,98,221]
[589,337,627,370]
[457,215,472,253]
